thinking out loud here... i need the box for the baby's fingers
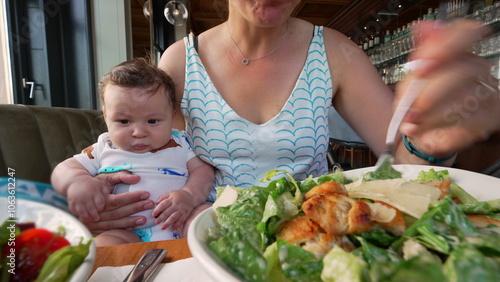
[152,198,172,218]
[71,202,99,222]
[170,212,188,231]
[93,192,107,212]
[160,211,183,230]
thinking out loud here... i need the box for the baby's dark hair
[98,57,176,108]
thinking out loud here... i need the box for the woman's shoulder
[321,25,365,63]
[159,40,186,69]
[322,25,354,44]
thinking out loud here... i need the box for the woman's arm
[324,27,396,157]
[325,20,498,166]
[158,39,188,130]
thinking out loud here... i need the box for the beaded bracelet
[402,135,457,165]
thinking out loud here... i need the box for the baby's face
[103,85,174,153]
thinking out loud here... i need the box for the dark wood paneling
[131,0,151,58]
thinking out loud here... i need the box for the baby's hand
[152,190,195,231]
[67,184,106,222]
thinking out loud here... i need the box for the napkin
[88,257,215,282]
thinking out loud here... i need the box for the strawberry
[3,228,70,281]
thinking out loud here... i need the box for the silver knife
[123,248,168,282]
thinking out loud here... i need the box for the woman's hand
[81,172,154,234]
[396,19,499,158]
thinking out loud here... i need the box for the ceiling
[188,0,444,41]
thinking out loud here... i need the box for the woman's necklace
[226,21,288,66]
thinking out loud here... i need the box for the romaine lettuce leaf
[466,230,500,256]
[357,237,402,265]
[316,170,352,185]
[413,168,450,182]
[298,169,351,194]
[277,238,323,282]
[208,230,268,281]
[386,254,446,282]
[449,183,477,204]
[350,229,398,249]
[363,159,402,181]
[211,185,269,251]
[459,199,500,215]
[443,243,500,282]
[321,245,367,282]
[257,191,300,246]
[392,196,478,253]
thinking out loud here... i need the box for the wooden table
[91,238,192,275]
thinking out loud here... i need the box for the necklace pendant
[242,58,250,65]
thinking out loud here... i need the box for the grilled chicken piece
[304,181,348,200]
[419,179,451,199]
[276,215,348,258]
[278,182,409,258]
[376,201,406,236]
[466,215,500,228]
[302,193,353,236]
[301,233,339,258]
[347,200,373,234]
[276,216,322,244]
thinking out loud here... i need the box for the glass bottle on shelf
[433,8,440,20]
[384,30,391,44]
[392,27,401,41]
[363,36,369,51]
[424,8,434,20]
[367,3,500,84]
[374,33,380,47]
[495,1,500,23]
[484,4,494,24]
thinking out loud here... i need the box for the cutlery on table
[123,248,168,282]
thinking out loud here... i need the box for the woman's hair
[98,57,176,108]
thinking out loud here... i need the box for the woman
[160,0,498,195]
[52,0,499,236]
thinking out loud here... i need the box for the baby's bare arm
[52,158,107,221]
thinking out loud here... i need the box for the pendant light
[164,0,188,26]
[143,1,150,21]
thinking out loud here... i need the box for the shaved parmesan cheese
[366,202,396,223]
[213,185,238,209]
[345,179,441,218]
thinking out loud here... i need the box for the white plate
[188,165,500,282]
[0,197,96,282]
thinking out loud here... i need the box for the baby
[52,58,214,246]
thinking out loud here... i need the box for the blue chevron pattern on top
[181,26,333,198]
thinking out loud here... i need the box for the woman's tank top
[182,26,333,200]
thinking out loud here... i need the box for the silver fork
[373,78,428,170]
[374,2,448,171]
